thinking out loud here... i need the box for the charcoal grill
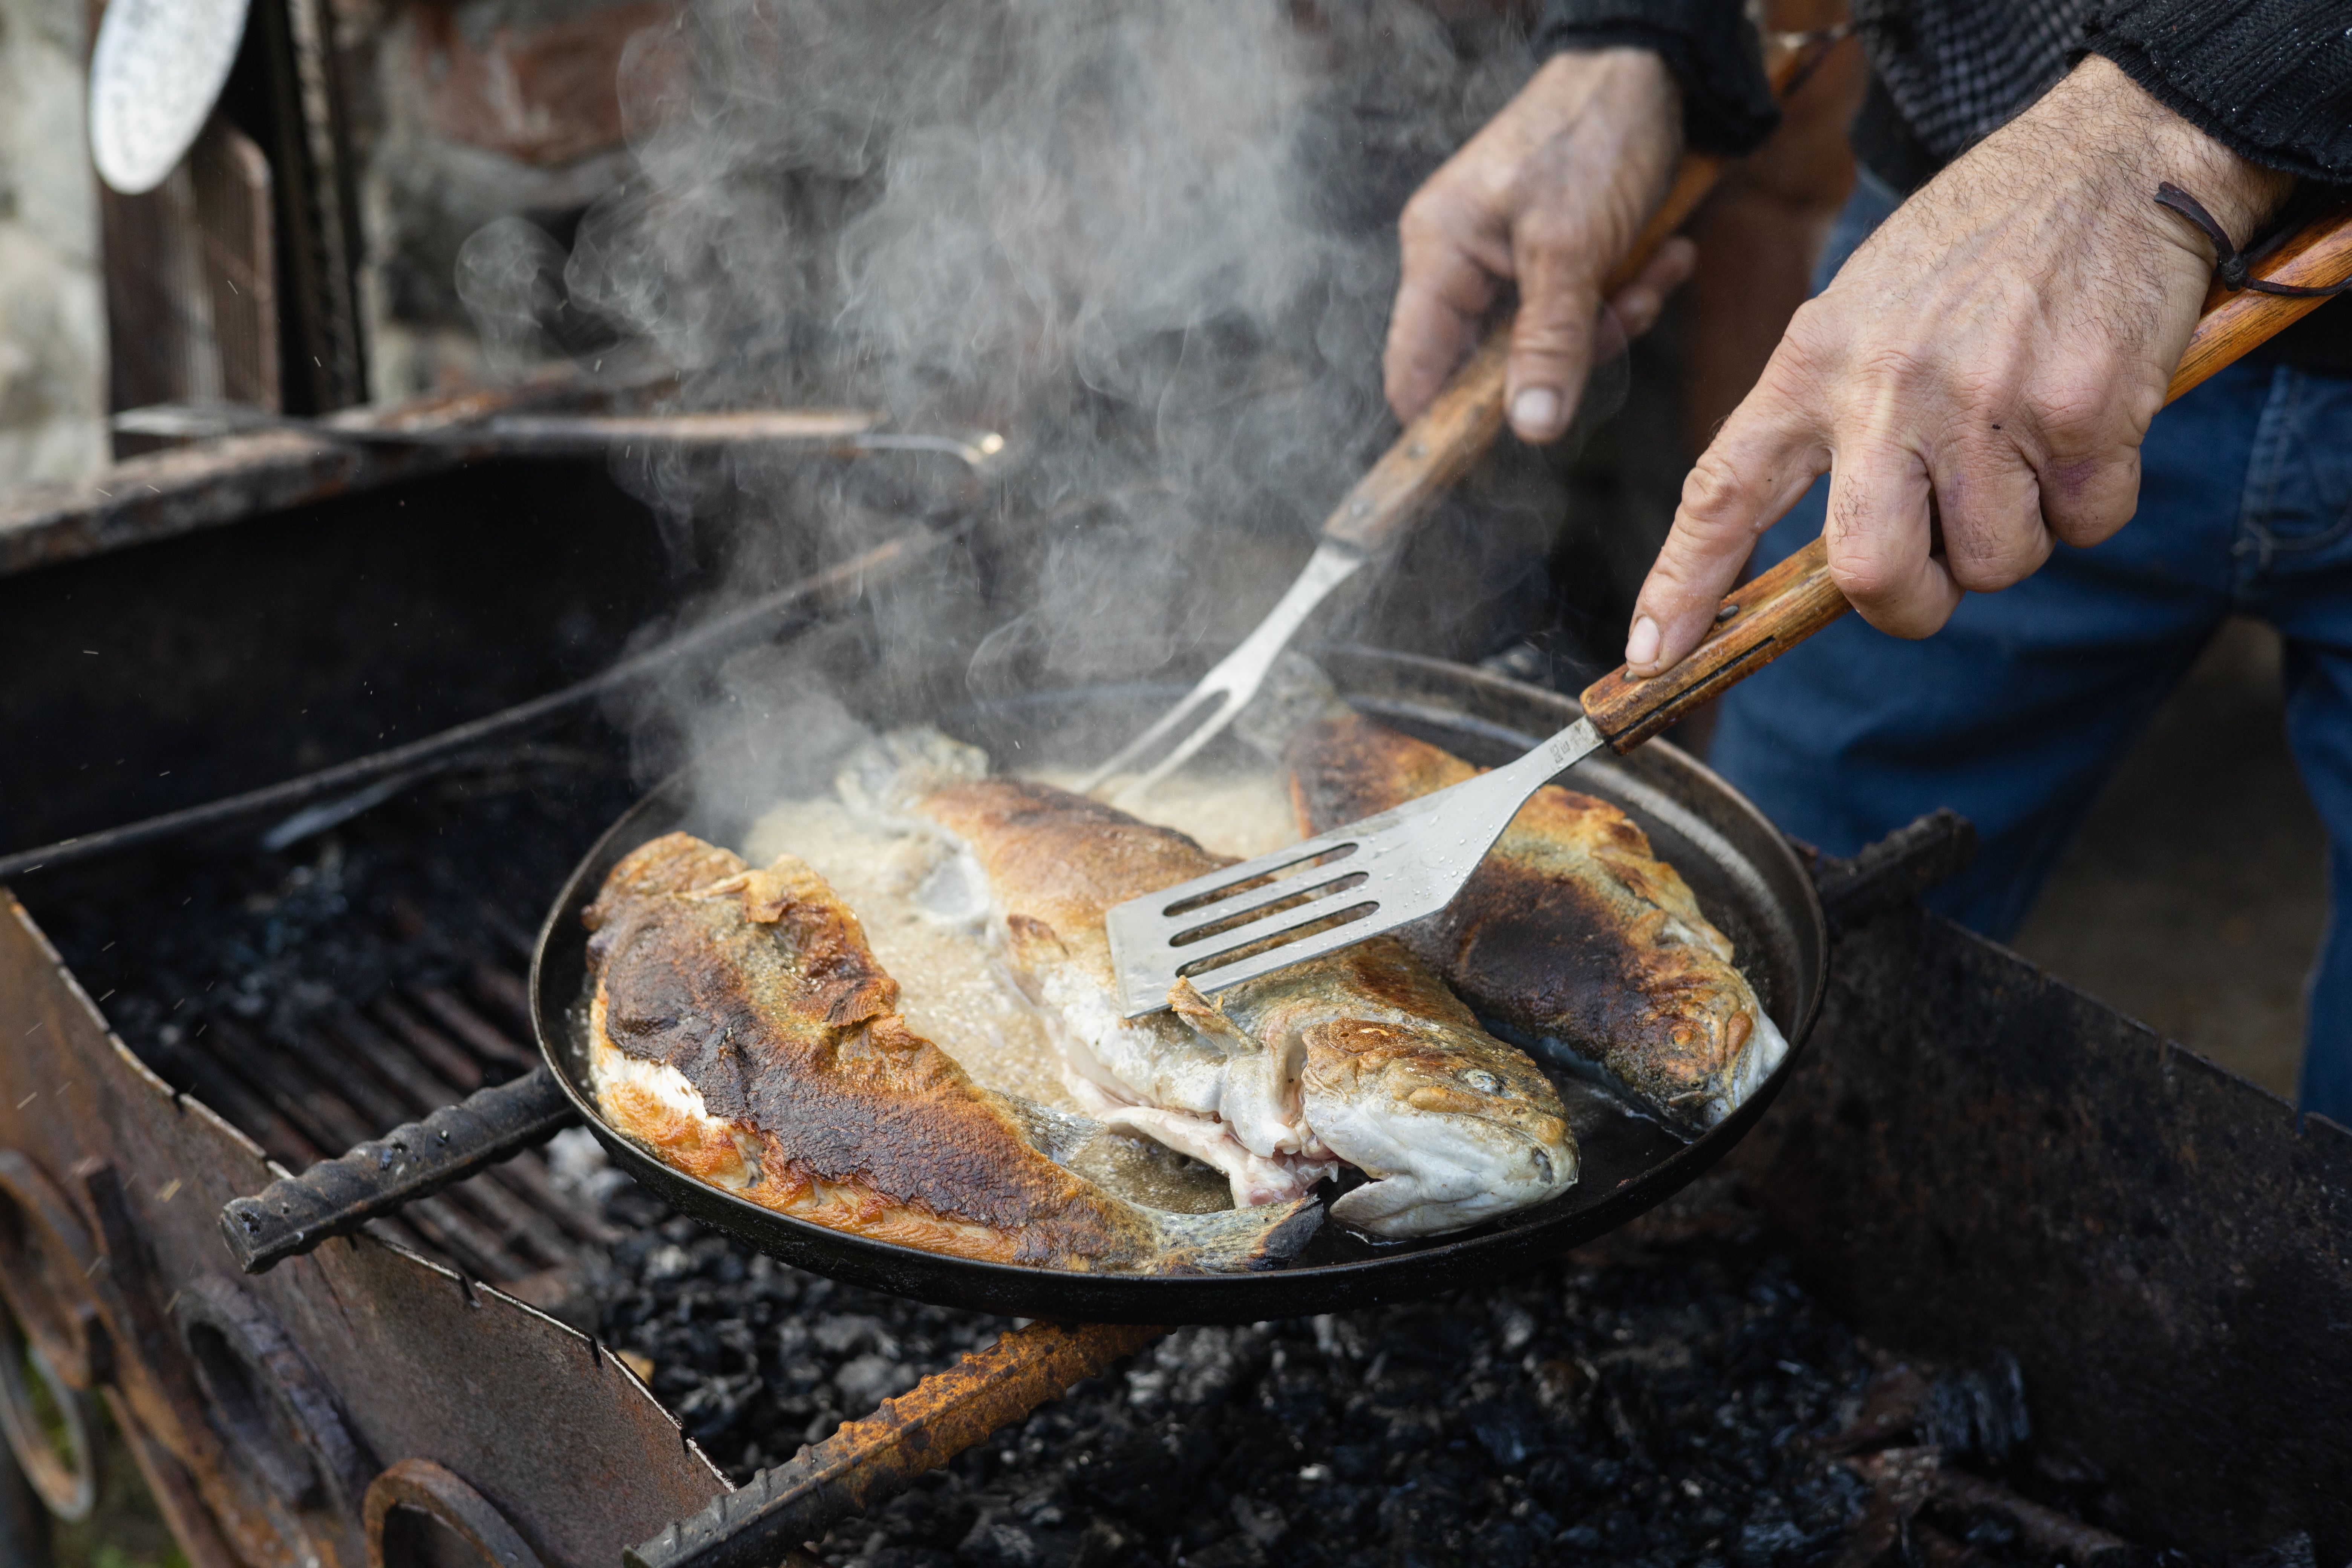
[0,385,2347,1568]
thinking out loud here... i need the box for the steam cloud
[524,0,1551,818]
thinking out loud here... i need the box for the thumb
[1504,217,1604,443]
[1626,395,1831,673]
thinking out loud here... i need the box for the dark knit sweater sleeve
[2085,1,2352,184]
[1533,0,1779,156]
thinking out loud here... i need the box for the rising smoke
[475,0,1556,818]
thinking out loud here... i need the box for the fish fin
[1088,1101,1318,1207]
[1002,1087,1321,1271]
[586,833,750,927]
[1004,912,1069,965]
[1715,1006,1789,1119]
[995,1091,1104,1166]
[1168,978,1258,1058]
[1149,1191,1322,1273]
[912,847,992,928]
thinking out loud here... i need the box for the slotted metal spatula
[1105,531,1849,1015]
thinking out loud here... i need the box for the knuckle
[1849,340,1939,396]
[1511,314,1588,357]
[2045,505,2128,550]
[1649,520,1742,591]
[1945,540,2043,594]
[1513,207,1586,259]
[1398,190,1479,256]
[1753,337,1833,413]
[1678,450,1758,522]
[1775,301,1848,370]
[1397,192,1443,242]
[2037,451,2140,545]
[2030,383,2118,447]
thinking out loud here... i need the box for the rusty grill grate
[158,943,610,1295]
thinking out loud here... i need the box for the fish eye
[1461,1069,1501,1093]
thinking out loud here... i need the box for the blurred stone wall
[0,0,107,491]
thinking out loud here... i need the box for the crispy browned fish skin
[1284,713,1774,1122]
[918,781,1221,936]
[583,831,1314,1272]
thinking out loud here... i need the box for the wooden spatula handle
[1579,533,1844,749]
[1578,199,2352,754]
[2169,207,2352,400]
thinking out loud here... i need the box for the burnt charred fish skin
[1282,710,1786,1128]
[845,732,1579,1240]
[582,832,1320,1274]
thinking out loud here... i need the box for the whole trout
[583,832,1320,1273]
[1282,708,1787,1127]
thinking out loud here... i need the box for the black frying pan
[526,647,1827,1324]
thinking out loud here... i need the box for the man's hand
[1386,48,1697,442]
[1622,55,2293,675]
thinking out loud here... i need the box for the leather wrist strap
[2156,182,2352,298]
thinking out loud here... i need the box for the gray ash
[598,1179,1904,1568]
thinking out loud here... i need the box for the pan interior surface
[530,649,1825,1321]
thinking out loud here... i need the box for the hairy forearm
[2015,56,2293,257]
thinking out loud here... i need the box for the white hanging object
[89,0,254,196]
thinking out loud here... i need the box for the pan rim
[529,647,1827,1321]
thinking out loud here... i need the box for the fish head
[836,726,990,821]
[1621,968,1790,1127]
[1300,1020,1577,1239]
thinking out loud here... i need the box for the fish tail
[1718,1005,1790,1113]
[1149,1192,1322,1273]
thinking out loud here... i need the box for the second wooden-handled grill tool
[1067,34,1853,802]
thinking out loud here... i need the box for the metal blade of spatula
[1072,152,1736,802]
[1105,197,2352,1017]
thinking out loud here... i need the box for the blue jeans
[1707,169,2352,1122]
